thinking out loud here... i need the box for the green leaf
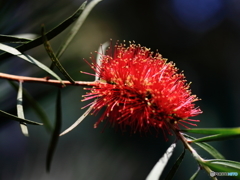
[181,128,240,142]
[46,89,62,172]
[146,143,176,180]
[8,80,52,132]
[17,81,29,136]
[189,167,200,180]
[54,0,102,60]
[206,159,240,169]
[0,43,63,83]
[0,109,42,125]
[183,134,225,159]
[191,134,240,143]
[0,34,32,43]
[164,148,185,180]
[41,26,75,84]
[0,1,87,60]
[203,159,240,179]
[181,127,240,135]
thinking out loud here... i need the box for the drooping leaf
[0,1,87,60]
[189,167,200,180]
[59,100,96,136]
[164,148,185,180]
[0,43,63,84]
[54,0,102,60]
[46,89,62,172]
[146,143,176,180]
[17,81,28,136]
[183,134,225,159]
[0,109,42,125]
[9,80,52,132]
[41,26,75,84]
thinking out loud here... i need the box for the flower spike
[81,41,202,137]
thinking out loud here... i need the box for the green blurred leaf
[164,148,185,180]
[54,0,102,60]
[0,109,42,125]
[0,34,32,43]
[0,1,87,60]
[46,89,62,172]
[9,80,52,132]
[181,127,240,135]
[182,128,240,142]
[17,81,29,136]
[146,143,176,180]
[41,26,75,84]
[191,134,240,143]
[0,43,63,83]
[189,167,200,180]
[183,134,225,159]
[203,159,240,179]
[206,159,240,169]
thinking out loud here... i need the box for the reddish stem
[0,72,98,87]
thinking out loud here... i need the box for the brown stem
[0,72,98,87]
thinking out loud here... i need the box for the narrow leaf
[189,167,200,180]
[192,134,240,143]
[54,0,102,60]
[146,143,176,180]
[183,134,225,159]
[0,43,63,84]
[95,41,109,81]
[164,148,185,180]
[0,109,42,125]
[59,100,96,136]
[206,159,240,170]
[0,1,87,60]
[41,26,75,84]
[46,89,62,172]
[17,81,28,136]
[181,127,240,135]
[203,159,240,178]
[0,34,32,43]
[9,80,52,132]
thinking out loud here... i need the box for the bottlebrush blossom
[82,41,202,136]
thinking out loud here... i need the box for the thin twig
[0,72,97,87]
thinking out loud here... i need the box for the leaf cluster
[0,0,101,172]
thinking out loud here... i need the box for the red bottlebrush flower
[82,41,202,136]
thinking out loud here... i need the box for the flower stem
[0,72,97,87]
[175,131,218,180]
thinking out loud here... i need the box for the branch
[0,72,97,87]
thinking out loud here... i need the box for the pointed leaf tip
[164,148,185,180]
[17,81,29,136]
[146,143,176,180]
[60,101,95,136]
[46,89,62,172]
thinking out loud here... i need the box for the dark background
[1,0,240,179]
